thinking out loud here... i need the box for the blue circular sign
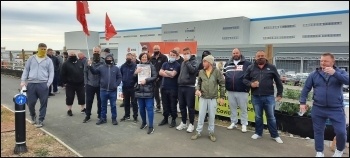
[14,94,27,105]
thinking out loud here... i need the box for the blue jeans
[100,90,117,120]
[252,95,279,138]
[138,98,154,128]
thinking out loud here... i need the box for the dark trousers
[122,86,138,119]
[65,84,85,105]
[27,83,49,121]
[311,105,347,152]
[161,88,178,119]
[48,71,59,93]
[154,79,161,109]
[178,86,195,124]
[85,84,101,118]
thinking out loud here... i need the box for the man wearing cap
[191,55,225,142]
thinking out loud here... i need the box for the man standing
[83,46,104,123]
[78,52,87,66]
[174,47,184,65]
[150,45,168,113]
[243,50,284,144]
[176,47,198,132]
[88,54,122,125]
[47,48,60,96]
[120,53,138,123]
[60,51,86,116]
[223,48,251,133]
[158,50,181,128]
[20,43,54,127]
[55,51,63,88]
[299,53,349,157]
[191,55,225,142]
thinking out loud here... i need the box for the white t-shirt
[233,60,240,65]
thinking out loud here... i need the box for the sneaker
[241,125,247,133]
[227,123,237,130]
[67,110,73,116]
[155,108,161,113]
[147,127,154,134]
[191,132,201,140]
[209,133,216,142]
[316,152,324,157]
[96,119,107,125]
[169,120,176,128]
[273,137,283,143]
[112,120,118,125]
[251,134,262,139]
[120,116,131,122]
[133,118,138,123]
[140,123,148,129]
[35,121,43,128]
[30,115,37,125]
[81,108,86,114]
[49,93,55,96]
[120,103,124,107]
[176,122,188,130]
[186,124,195,133]
[332,149,343,157]
[158,119,168,126]
[83,117,91,123]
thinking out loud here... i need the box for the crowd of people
[20,43,348,157]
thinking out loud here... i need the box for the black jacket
[243,62,283,97]
[134,62,158,98]
[150,52,168,80]
[48,55,60,72]
[178,55,198,86]
[120,62,137,88]
[223,55,252,92]
[60,59,84,86]
[176,56,184,65]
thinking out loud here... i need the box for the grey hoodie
[21,55,54,87]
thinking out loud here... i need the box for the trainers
[67,110,73,116]
[273,137,283,143]
[227,123,237,130]
[112,120,118,125]
[186,124,195,133]
[169,120,176,128]
[120,116,131,122]
[96,119,107,125]
[49,93,55,96]
[30,115,37,125]
[83,117,91,123]
[316,152,324,157]
[147,127,154,134]
[209,133,216,142]
[35,121,43,128]
[81,108,86,114]
[191,132,201,140]
[176,122,188,130]
[241,125,247,133]
[133,117,138,123]
[332,149,343,157]
[140,123,148,129]
[251,134,262,139]
[155,108,161,113]
[158,119,168,126]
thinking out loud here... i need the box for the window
[163,39,178,42]
[164,30,178,34]
[158,34,162,36]
[302,34,341,38]
[264,24,295,29]
[140,34,155,37]
[185,29,195,33]
[303,22,342,27]
[100,43,107,45]
[99,37,105,39]
[109,43,118,45]
[123,35,137,38]
[262,35,295,40]
[223,26,239,30]
[185,39,195,41]
[222,36,239,40]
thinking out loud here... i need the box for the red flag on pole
[105,13,117,41]
[76,1,90,36]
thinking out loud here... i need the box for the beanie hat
[203,55,214,65]
[104,48,110,53]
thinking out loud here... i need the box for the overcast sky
[1,1,349,50]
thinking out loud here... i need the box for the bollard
[13,86,28,154]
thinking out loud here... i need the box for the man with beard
[243,50,284,144]
[223,48,251,133]
[150,45,168,113]
[83,46,104,123]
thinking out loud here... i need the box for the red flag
[105,13,117,41]
[76,1,90,36]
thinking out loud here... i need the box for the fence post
[265,44,273,64]
[22,49,25,64]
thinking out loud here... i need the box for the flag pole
[85,35,90,60]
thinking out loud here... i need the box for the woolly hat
[203,55,214,65]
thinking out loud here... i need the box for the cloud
[1,1,349,50]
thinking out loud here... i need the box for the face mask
[37,49,46,58]
[106,60,113,64]
[126,58,132,64]
[69,56,77,62]
[169,57,175,63]
[154,51,160,55]
[93,54,100,62]
[256,58,267,65]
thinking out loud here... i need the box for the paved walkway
[1,74,347,157]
